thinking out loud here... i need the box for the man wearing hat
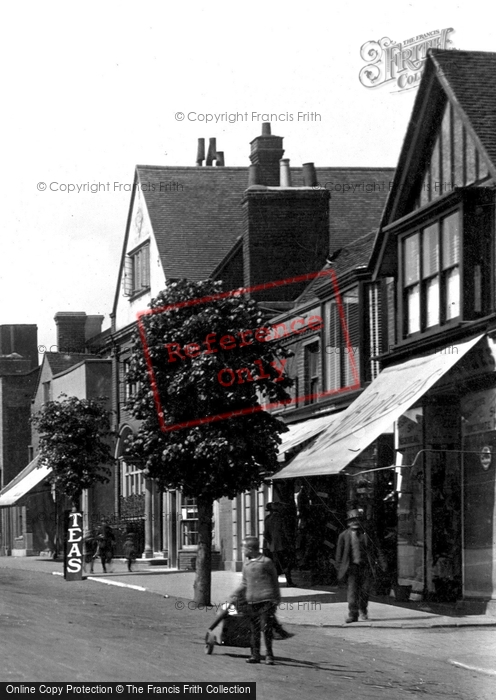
[335,509,379,623]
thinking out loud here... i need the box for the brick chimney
[85,315,104,341]
[249,123,284,186]
[54,312,87,353]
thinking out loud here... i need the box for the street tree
[32,395,114,512]
[124,279,292,605]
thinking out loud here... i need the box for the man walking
[336,510,383,623]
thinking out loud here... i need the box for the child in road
[230,536,281,665]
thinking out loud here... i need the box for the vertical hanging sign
[65,511,83,580]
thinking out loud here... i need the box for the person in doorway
[335,509,385,623]
[263,502,296,587]
[230,536,281,665]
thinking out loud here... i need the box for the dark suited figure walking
[336,510,383,623]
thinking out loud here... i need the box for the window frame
[400,207,461,339]
[127,241,151,298]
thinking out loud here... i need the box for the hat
[265,502,273,511]
[346,509,362,522]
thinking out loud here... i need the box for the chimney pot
[206,138,217,166]
[196,138,205,166]
[280,158,292,187]
[302,162,318,187]
[261,122,271,136]
[215,151,225,166]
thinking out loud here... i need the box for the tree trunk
[193,495,213,605]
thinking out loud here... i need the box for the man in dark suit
[263,502,296,587]
[336,510,384,623]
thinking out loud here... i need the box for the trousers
[347,563,371,617]
[248,601,276,657]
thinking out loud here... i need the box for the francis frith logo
[359,29,455,92]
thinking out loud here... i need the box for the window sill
[129,287,151,302]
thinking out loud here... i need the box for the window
[121,460,145,498]
[304,341,319,404]
[326,289,360,390]
[181,496,198,548]
[402,211,460,336]
[123,243,150,296]
[122,358,138,402]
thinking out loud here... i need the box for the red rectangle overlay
[137,269,359,432]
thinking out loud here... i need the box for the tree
[32,395,114,511]
[125,279,292,605]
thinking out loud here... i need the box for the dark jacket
[232,555,281,604]
[335,528,375,580]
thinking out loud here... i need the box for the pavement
[2,554,496,676]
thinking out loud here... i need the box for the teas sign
[65,511,83,580]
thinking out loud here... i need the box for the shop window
[402,211,460,336]
[181,496,198,548]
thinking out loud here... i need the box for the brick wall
[242,189,330,301]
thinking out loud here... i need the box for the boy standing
[230,536,281,665]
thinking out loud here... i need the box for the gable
[373,49,496,277]
[410,100,491,213]
[114,181,166,332]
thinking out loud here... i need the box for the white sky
[1,1,494,352]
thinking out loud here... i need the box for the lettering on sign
[65,511,83,581]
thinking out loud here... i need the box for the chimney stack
[249,123,284,187]
[280,158,292,187]
[54,312,87,353]
[196,138,205,166]
[215,151,225,166]
[206,138,217,166]
[303,163,318,187]
[85,315,104,341]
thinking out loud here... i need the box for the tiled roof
[432,50,496,176]
[136,165,394,282]
[45,352,95,377]
[295,230,376,304]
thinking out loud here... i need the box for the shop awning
[277,413,340,459]
[273,334,484,479]
[0,456,52,507]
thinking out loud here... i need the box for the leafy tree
[32,395,114,511]
[125,279,292,605]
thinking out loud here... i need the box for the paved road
[1,566,495,699]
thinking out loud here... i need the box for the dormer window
[402,210,460,337]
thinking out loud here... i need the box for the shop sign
[65,511,83,581]
[461,388,496,436]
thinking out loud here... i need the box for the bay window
[402,210,460,336]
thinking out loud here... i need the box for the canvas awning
[0,456,52,507]
[277,413,340,460]
[273,334,484,479]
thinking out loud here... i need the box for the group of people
[221,506,385,665]
[82,523,137,574]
